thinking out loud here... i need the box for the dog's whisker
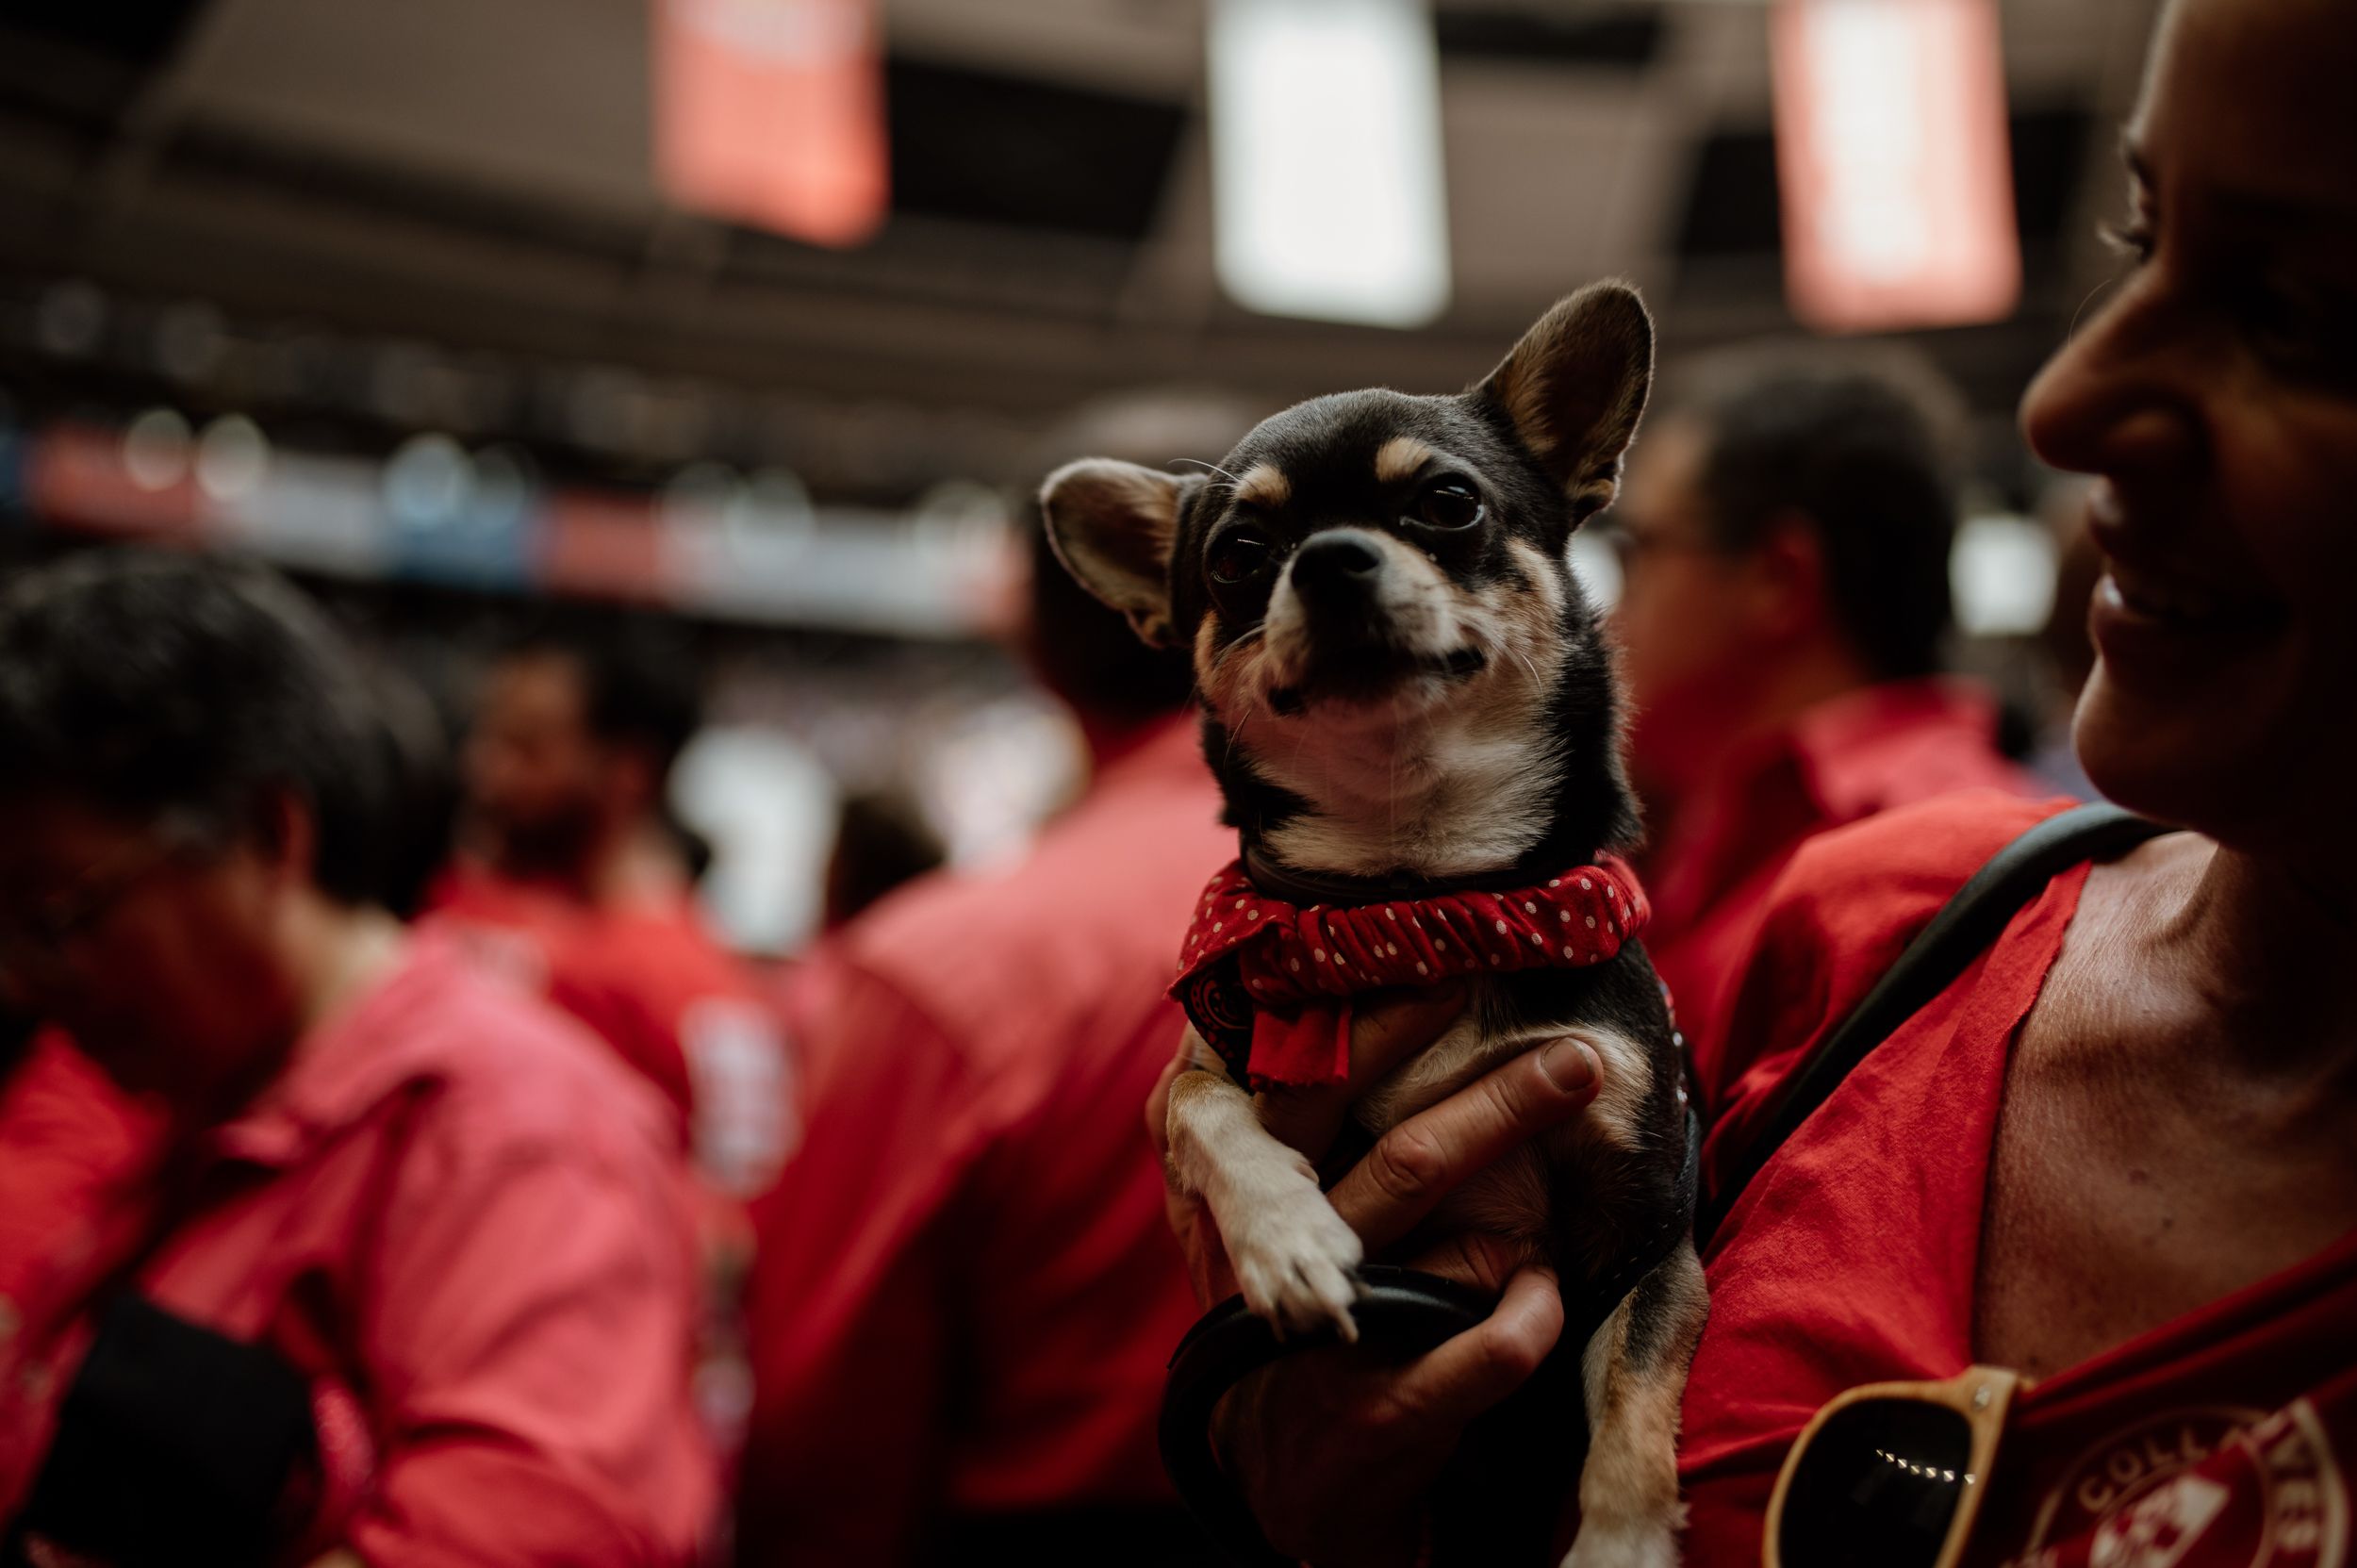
[1170,457,1246,491]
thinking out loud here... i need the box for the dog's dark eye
[1210,532,1276,586]
[1411,479,1484,531]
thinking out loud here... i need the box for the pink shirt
[740,714,1232,1564]
[424,870,794,1198]
[0,935,716,1565]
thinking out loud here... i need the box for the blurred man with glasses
[1603,352,2039,1087]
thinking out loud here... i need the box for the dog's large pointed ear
[1040,458,1189,649]
[1473,281,1654,523]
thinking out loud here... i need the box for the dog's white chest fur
[1244,711,1569,882]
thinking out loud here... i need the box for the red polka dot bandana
[1171,858,1650,1088]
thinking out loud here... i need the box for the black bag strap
[1694,801,2167,1246]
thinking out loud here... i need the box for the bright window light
[1951,511,2058,637]
[1772,0,2019,333]
[1208,0,1451,328]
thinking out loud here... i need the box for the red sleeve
[350,1130,714,1566]
[735,959,993,1568]
[0,1035,154,1307]
[1697,792,2072,1212]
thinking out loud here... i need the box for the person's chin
[2072,668,2273,835]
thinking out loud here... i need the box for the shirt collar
[1644,678,2007,935]
[1781,678,2003,821]
[200,931,474,1170]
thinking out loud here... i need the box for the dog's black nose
[1290,533,1384,605]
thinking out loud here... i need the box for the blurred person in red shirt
[1605,353,2040,1080]
[735,430,1251,1565]
[432,620,791,1198]
[0,625,454,1385]
[0,553,712,1567]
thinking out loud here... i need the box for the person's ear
[1471,281,1655,525]
[1039,459,1194,648]
[248,788,318,893]
[1744,512,1833,644]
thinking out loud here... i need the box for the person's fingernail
[1541,1039,1597,1094]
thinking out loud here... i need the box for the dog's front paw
[1560,1517,1680,1568]
[1226,1188,1365,1343]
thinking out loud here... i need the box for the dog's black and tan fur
[1044,283,1706,1568]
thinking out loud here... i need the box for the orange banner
[651,0,887,247]
[1772,0,2019,334]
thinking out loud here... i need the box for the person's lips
[2083,480,2287,690]
[2089,561,2286,690]
[2103,559,2278,631]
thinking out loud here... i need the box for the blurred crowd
[8,0,2356,1558]
[0,338,2088,1566]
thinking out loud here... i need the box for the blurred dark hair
[500,613,704,775]
[1670,348,1964,682]
[366,660,460,918]
[0,551,399,907]
[1026,519,1195,722]
[1027,389,1267,725]
[823,789,946,929]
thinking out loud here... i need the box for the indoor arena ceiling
[0,0,2162,441]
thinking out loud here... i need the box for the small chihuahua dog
[1044,283,1705,1568]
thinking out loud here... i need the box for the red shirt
[0,1032,155,1312]
[426,870,794,1197]
[738,715,1232,1564]
[0,934,717,1565]
[1680,794,2357,1567]
[1641,678,2041,1091]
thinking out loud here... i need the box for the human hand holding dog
[1146,993,1605,1565]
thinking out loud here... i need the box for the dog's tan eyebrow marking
[1374,436,1435,485]
[1231,462,1291,509]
